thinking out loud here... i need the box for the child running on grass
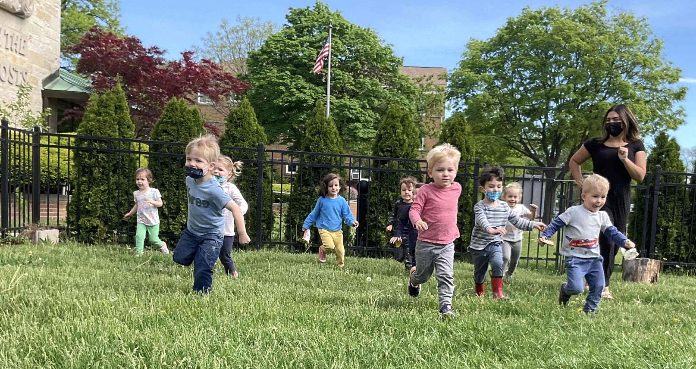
[172,136,250,293]
[501,182,538,281]
[539,174,635,313]
[469,166,546,299]
[213,156,248,279]
[302,173,359,268]
[408,143,461,319]
[124,168,169,256]
[386,176,418,272]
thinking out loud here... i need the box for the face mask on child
[485,191,502,201]
[215,175,227,185]
[185,166,205,179]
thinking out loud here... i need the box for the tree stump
[622,258,661,284]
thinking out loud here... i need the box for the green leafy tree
[448,1,686,216]
[631,132,687,261]
[438,112,476,249]
[219,97,273,245]
[148,98,205,238]
[286,101,344,244]
[61,0,123,68]
[246,1,417,153]
[68,82,136,242]
[367,104,420,247]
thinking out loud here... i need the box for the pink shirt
[409,182,461,244]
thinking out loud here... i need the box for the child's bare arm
[124,204,137,218]
[225,200,250,244]
[147,198,163,207]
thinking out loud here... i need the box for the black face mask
[185,166,205,179]
[605,123,623,137]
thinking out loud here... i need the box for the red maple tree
[70,27,247,135]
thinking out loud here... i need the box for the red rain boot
[475,283,485,297]
[491,277,508,300]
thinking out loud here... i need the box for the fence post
[32,126,41,224]
[1,119,9,236]
[647,165,662,259]
[255,143,264,249]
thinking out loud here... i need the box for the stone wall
[0,0,60,123]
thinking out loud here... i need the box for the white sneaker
[160,242,170,255]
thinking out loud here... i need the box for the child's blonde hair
[425,143,461,171]
[399,176,417,190]
[582,174,610,194]
[217,155,243,182]
[185,135,220,163]
[503,182,522,197]
[134,168,154,183]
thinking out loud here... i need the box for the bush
[439,112,476,250]
[367,104,420,248]
[286,101,344,244]
[8,133,75,190]
[219,97,274,245]
[68,82,137,243]
[148,98,205,239]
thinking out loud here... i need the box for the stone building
[1,0,61,124]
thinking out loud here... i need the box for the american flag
[312,41,331,74]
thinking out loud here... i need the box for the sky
[119,0,696,152]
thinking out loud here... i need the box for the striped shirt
[469,200,534,250]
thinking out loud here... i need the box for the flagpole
[325,24,332,118]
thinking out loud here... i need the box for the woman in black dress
[569,104,647,299]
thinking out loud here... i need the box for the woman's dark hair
[479,166,504,186]
[601,104,641,142]
[319,173,342,197]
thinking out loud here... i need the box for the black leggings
[600,204,628,287]
[219,235,237,275]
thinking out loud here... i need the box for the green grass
[1,243,696,368]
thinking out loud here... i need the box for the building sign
[0,26,30,86]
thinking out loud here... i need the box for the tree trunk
[622,258,661,284]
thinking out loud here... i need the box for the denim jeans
[564,256,605,312]
[470,241,504,284]
[173,228,223,293]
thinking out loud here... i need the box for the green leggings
[135,223,164,253]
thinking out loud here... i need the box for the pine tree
[286,101,344,246]
[148,98,205,238]
[439,112,475,250]
[219,97,273,245]
[68,82,137,242]
[367,104,420,248]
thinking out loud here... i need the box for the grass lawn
[1,242,695,368]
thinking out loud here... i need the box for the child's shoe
[232,271,239,279]
[491,277,508,300]
[408,269,420,297]
[475,283,485,297]
[439,304,455,319]
[160,242,170,255]
[318,246,326,263]
[559,282,570,306]
[601,286,613,300]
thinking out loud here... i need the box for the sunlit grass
[1,242,695,368]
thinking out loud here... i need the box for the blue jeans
[173,228,223,293]
[564,256,605,312]
[470,241,504,284]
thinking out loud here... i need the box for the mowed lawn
[1,243,695,368]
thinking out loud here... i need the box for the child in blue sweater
[302,173,359,267]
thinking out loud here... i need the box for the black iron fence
[2,119,695,269]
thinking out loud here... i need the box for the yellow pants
[318,229,345,267]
